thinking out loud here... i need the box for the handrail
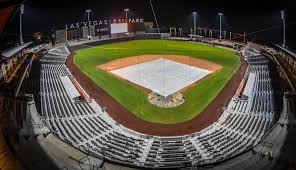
[14,51,39,97]
[4,53,30,84]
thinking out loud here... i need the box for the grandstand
[9,41,289,169]
[0,37,295,170]
[1,1,296,169]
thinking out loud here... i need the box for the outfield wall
[68,33,162,51]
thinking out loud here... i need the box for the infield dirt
[98,54,222,72]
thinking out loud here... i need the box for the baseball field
[74,40,240,124]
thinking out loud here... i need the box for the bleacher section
[23,44,280,169]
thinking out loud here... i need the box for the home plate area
[111,58,212,107]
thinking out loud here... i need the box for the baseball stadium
[0,0,296,170]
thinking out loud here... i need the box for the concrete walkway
[0,112,23,170]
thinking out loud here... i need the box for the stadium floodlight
[218,12,223,39]
[193,11,197,35]
[19,4,24,45]
[281,10,286,48]
[124,8,130,23]
[209,29,213,39]
[124,8,130,33]
[86,9,92,40]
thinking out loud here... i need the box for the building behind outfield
[54,17,147,44]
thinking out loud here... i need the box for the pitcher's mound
[148,92,185,108]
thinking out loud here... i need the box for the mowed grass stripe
[74,40,240,124]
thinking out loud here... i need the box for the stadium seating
[26,44,277,168]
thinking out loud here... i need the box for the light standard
[218,12,223,39]
[209,29,213,39]
[281,10,286,48]
[179,28,182,37]
[86,9,92,40]
[193,12,197,35]
[19,4,24,45]
[124,8,130,23]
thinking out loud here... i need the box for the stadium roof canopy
[1,41,32,59]
[274,43,296,59]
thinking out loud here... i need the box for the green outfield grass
[74,40,240,124]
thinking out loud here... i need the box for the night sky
[6,0,296,49]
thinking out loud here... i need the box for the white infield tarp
[111,58,212,97]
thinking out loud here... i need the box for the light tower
[193,11,197,35]
[19,4,24,45]
[124,8,130,23]
[86,9,92,40]
[209,29,213,39]
[281,10,286,48]
[218,12,223,39]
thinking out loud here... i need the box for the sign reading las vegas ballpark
[65,18,145,30]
